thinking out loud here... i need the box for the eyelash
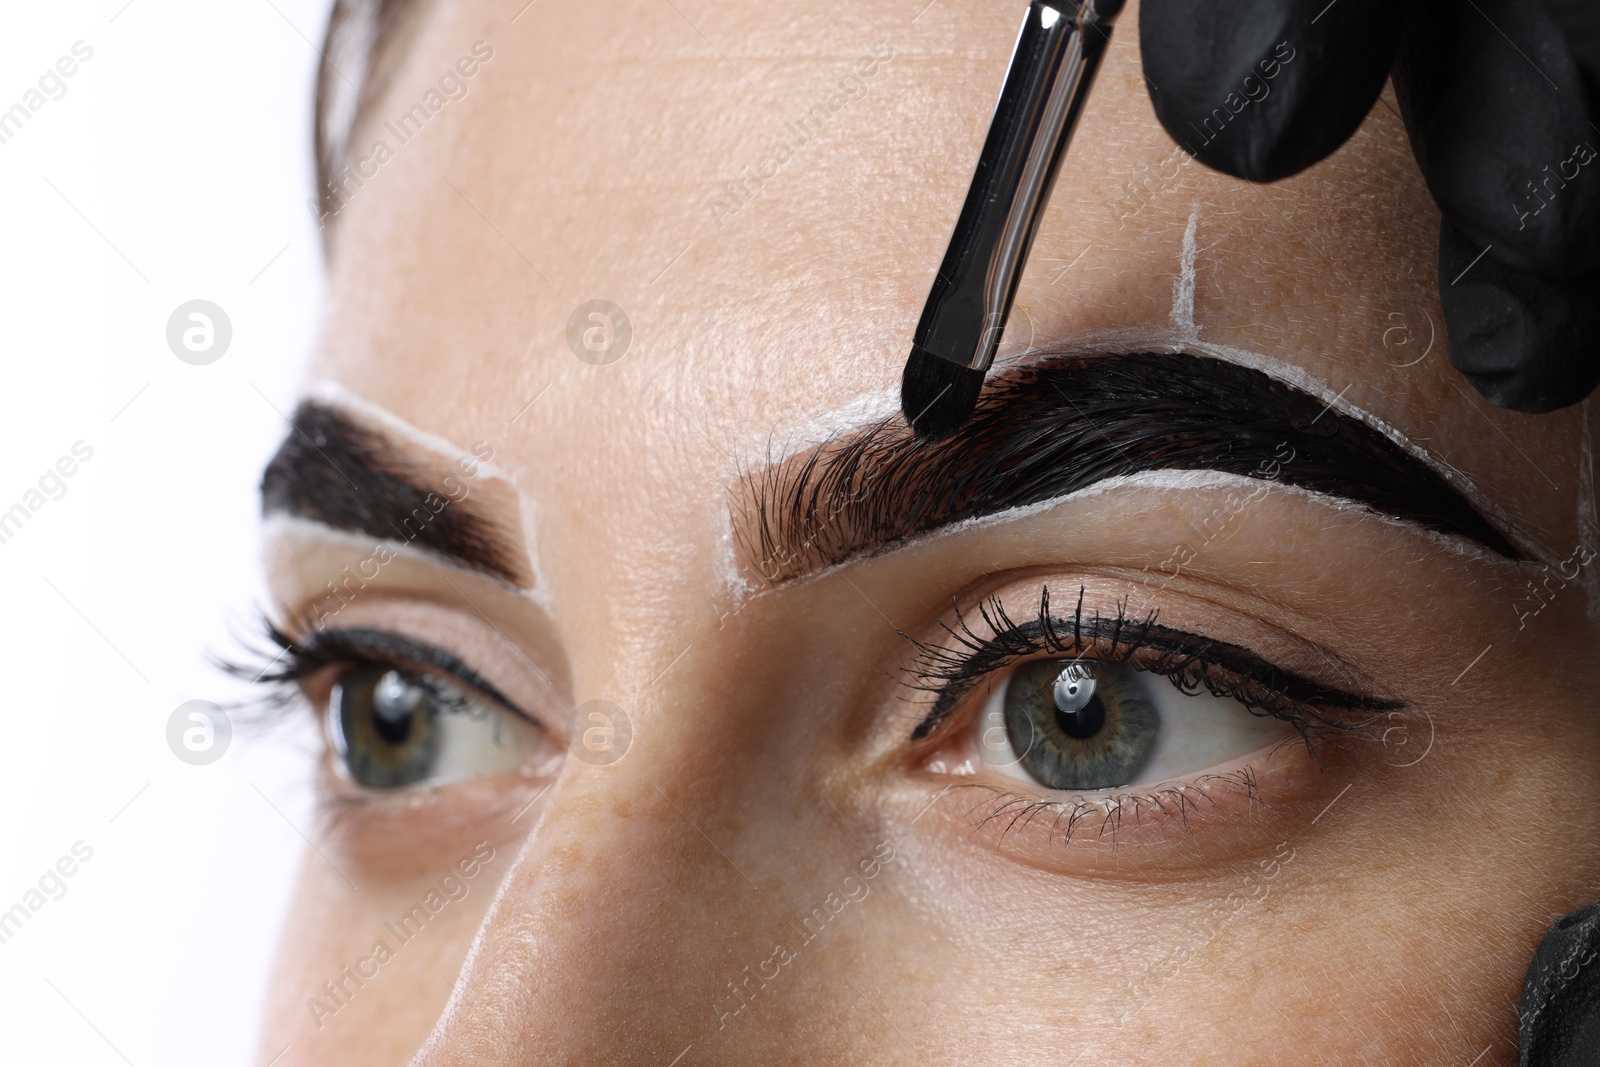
[226,594,1399,839]
[899,586,1403,837]
[958,768,1266,848]
[222,613,533,727]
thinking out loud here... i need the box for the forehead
[309,0,1581,562]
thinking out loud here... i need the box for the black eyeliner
[903,587,1402,741]
[239,620,540,728]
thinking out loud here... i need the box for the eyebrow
[737,351,1520,583]
[260,402,527,586]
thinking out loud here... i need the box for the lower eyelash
[957,766,1265,848]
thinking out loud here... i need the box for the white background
[0,1,333,1063]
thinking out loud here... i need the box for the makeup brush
[902,0,1123,441]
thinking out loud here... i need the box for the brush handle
[913,0,1120,372]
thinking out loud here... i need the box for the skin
[257,0,1600,1063]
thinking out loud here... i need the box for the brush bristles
[901,346,986,441]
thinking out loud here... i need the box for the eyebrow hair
[260,402,526,585]
[738,351,1520,583]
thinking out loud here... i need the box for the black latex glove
[1522,902,1600,1066]
[1137,0,1600,413]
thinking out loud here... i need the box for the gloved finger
[1538,0,1600,85]
[1439,218,1600,413]
[1520,901,1600,1067]
[1396,0,1600,279]
[1139,0,1407,183]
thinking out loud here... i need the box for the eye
[975,656,1299,792]
[328,664,539,789]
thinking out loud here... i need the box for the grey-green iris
[1003,660,1160,790]
[334,666,442,788]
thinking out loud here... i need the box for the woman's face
[257,0,1600,1062]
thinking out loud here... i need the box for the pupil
[372,670,421,744]
[1055,692,1106,739]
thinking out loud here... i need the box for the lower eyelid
[968,767,1266,842]
[916,770,1275,873]
[909,739,1346,879]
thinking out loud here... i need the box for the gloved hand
[1136,0,1600,413]
[1521,902,1600,1067]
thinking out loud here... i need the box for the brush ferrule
[911,0,1120,374]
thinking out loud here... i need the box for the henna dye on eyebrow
[261,402,524,585]
[741,351,1520,582]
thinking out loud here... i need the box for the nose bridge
[409,745,773,1066]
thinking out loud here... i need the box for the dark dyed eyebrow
[738,351,1520,583]
[260,402,527,586]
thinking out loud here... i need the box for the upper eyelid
[903,589,1401,741]
[294,627,541,727]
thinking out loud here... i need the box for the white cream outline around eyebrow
[712,507,753,615]
[909,468,1529,565]
[723,200,1542,589]
[1170,206,1202,340]
[723,327,1543,585]
[304,380,517,483]
[287,381,553,609]
[261,512,554,614]
[731,465,1536,609]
